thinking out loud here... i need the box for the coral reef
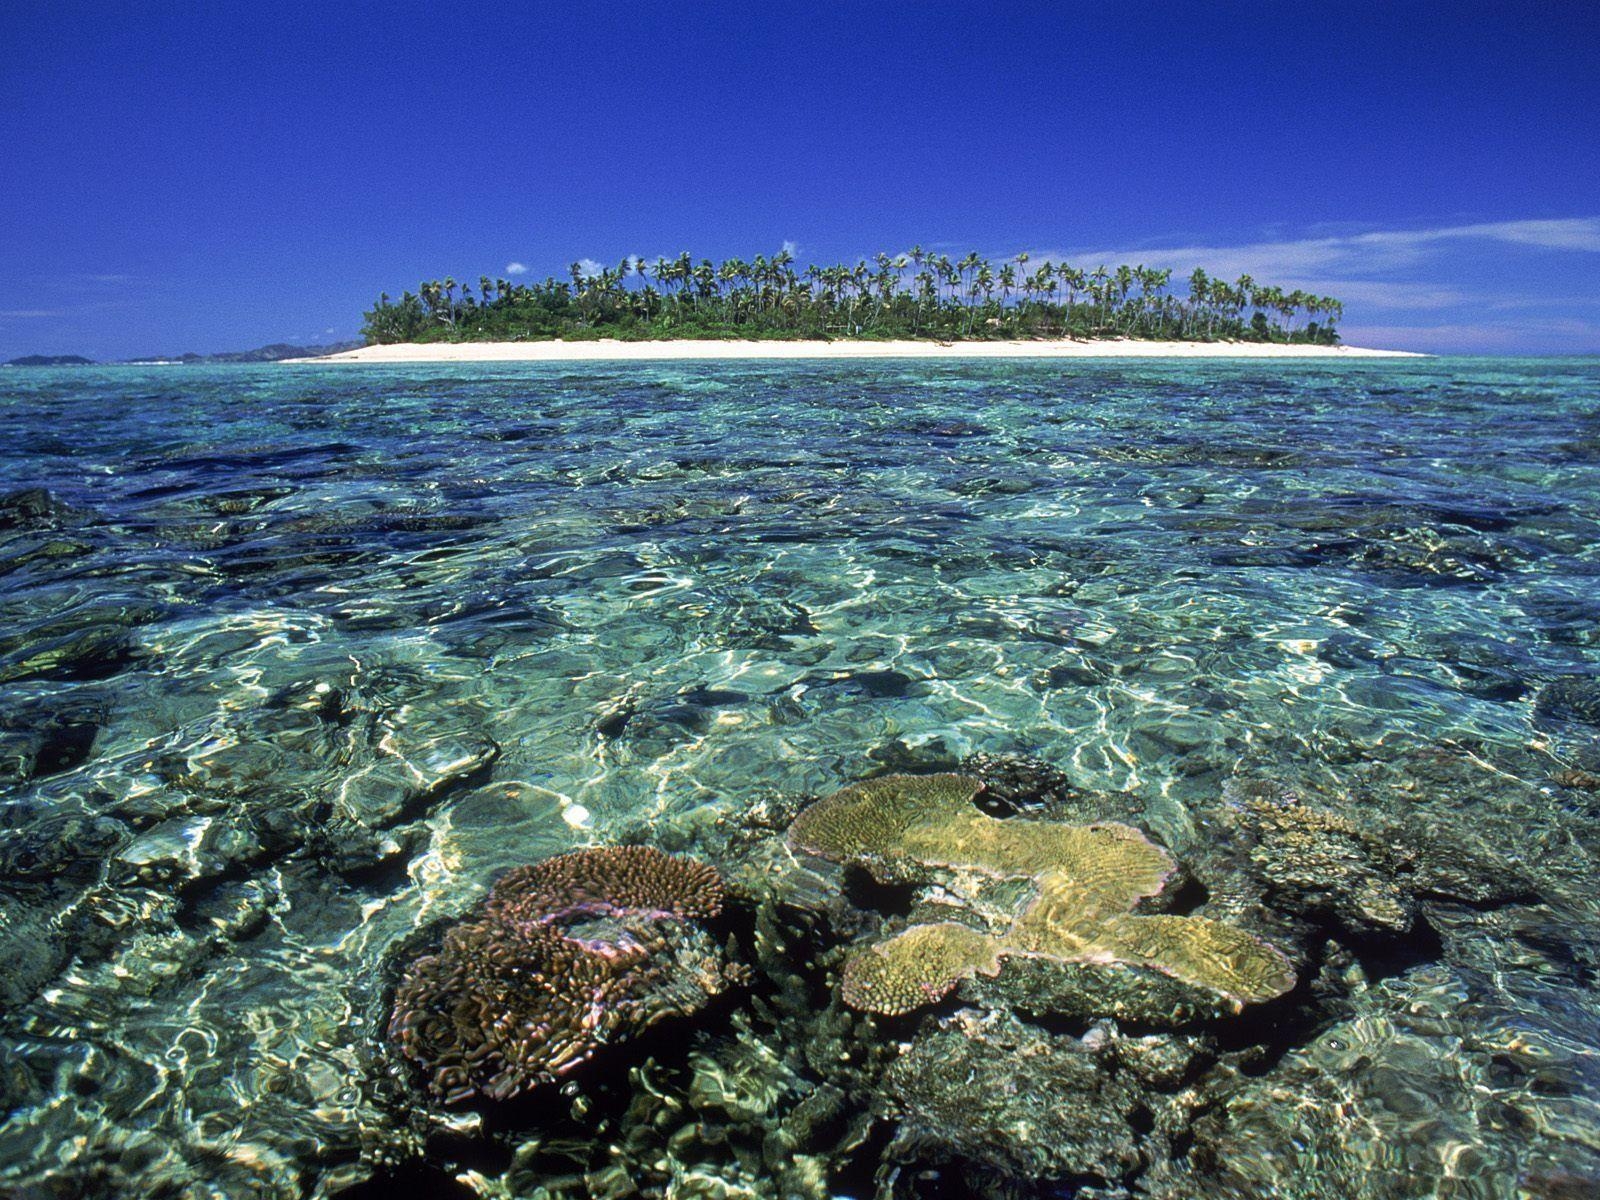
[1219,778,1416,933]
[6,358,1600,1200]
[389,847,735,1104]
[1143,910,1600,1200]
[789,774,1295,1017]
[486,844,725,925]
[1209,772,1542,941]
[842,921,1001,1013]
[386,859,899,1200]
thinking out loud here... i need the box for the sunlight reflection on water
[0,359,1597,1196]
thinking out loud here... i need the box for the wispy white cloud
[781,239,800,257]
[1006,217,1600,351]
[505,261,528,275]
[1430,219,1600,252]
[0,309,64,319]
[1485,292,1600,311]
[1281,280,1471,310]
[1049,218,1600,282]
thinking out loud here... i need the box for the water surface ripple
[1,360,1598,1197]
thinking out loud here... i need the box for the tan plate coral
[789,773,1295,1016]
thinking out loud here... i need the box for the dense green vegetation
[361,249,1343,344]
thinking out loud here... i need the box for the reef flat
[0,358,1598,1198]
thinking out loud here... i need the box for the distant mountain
[4,354,95,366]
[122,340,363,364]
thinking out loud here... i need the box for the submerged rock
[882,1008,1143,1194]
[1209,773,1541,941]
[0,486,74,529]
[1535,677,1600,727]
[959,750,1081,816]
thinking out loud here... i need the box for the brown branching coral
[389,846,733,1104]
[791,774,1295,1017]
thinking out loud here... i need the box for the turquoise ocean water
[1,359,1598,1198]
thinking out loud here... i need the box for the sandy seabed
[287,338,1420,364]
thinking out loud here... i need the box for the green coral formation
[789,773,1175,896]
[842,921,1001,1013]
[791,773,1295,1016]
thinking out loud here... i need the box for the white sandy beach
[287,339,1420,364]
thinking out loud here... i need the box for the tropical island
[361,248,1342,346]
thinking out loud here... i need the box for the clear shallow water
[0,359,1598,1198]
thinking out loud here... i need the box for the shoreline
[285,338,1421,364]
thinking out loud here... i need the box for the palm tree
[1113,265,1134,332]
[673,252,693,311]
[957,252,981,311]
[1235,274,1255,332]
[369,247,1336,346]
[1089,265,1110,331]
[1186,268,1210,338]
[1281,289,1302,336]
[975,262,995,331]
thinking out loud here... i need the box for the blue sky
[2,1,1597,358]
